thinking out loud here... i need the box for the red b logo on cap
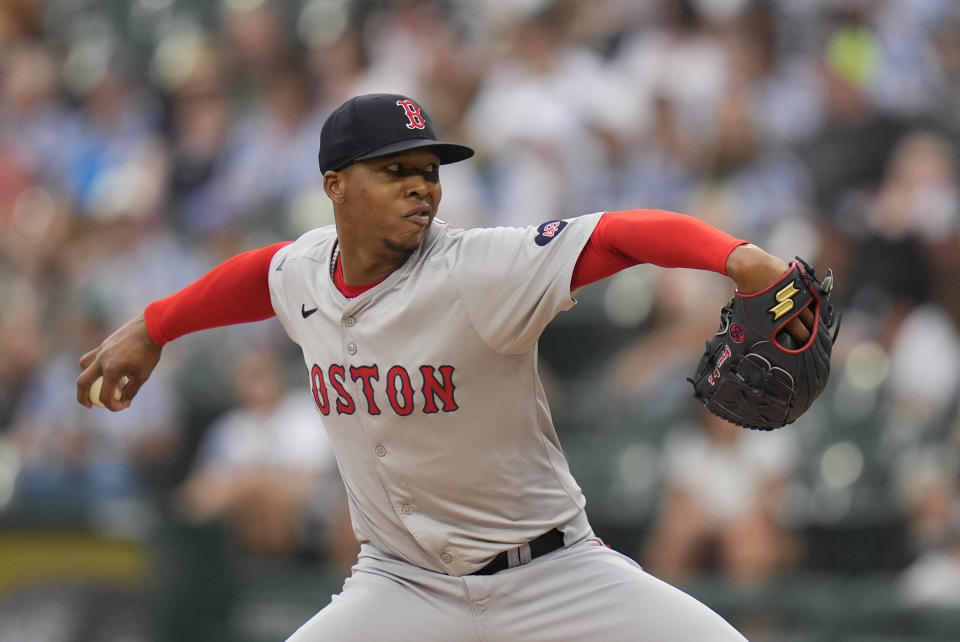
[396,99,427,129]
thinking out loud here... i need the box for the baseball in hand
[89,375,130,408]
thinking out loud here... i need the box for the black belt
[473,528,565,575]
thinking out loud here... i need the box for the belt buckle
[506,542,533,569]
[475,528,563,575]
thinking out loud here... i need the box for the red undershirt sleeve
[144,241,292,346]
[571,209,747,290]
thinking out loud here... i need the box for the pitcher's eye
[385,163,400,172]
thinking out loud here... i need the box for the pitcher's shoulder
[282,225,338,263]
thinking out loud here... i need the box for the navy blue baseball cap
[318,93,475,173]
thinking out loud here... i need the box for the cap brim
[352,138,475,166]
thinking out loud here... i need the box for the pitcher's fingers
[785,302,818,344]
[110,380,134,411]
[79,348,98,370]
[120,377,143,404]
[98,373,129,411]
[76,364,101,407]
[106,396,131,412]
[785,317,811,344]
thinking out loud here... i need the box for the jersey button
[344,317,356,327]
[347,343,357,355]
[375,445,387,457]
[440,553,453,564]
[400,504,413,515]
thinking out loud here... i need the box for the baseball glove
[689,258,840,430]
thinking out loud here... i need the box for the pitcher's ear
[323,170,346,204]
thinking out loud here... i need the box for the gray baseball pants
[285,537,748,641]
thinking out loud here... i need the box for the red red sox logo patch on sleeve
[396,99,427,130]
[535,220,568,246]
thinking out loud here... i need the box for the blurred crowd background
[1,0,959,640]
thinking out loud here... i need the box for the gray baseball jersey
[270,213,748,641]
[268,213,602,576]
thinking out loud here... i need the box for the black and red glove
[689,258,841,430]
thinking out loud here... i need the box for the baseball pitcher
[77,94,836,641]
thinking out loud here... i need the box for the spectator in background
[221,0,295,110]
[308,32,369,111]
[0,288,47,434]
[0,43,77,198]
[616,0,730,152]
[218,58,328,238]
[844,132,960,440]
[467,3,603,226]
[179,347,354,567]
[898,452,960,606]
[63,56,167,222]
[930,4,960,111]
[643,408,801,588]
[851,131,955,306]
[167,46,235,237]
[802,3,907,224]
[724,3,825,148]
